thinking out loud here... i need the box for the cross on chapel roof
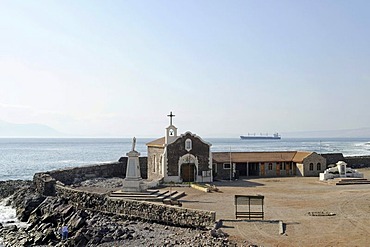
[167,111,175,126]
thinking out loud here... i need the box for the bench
[235,195,264,220]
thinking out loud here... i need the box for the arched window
[185,139,192,152]
[309,163,314,171]
[317,163,321,170]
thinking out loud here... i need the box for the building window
[185,139,192,152]
[278,163,283,170]
[153,155,156,172]
[309,163,314,171]
[268,163,273,170]
[159,155,163,174]
[317,163,321,170]
[202,170,211,177]
[223,163,231,169]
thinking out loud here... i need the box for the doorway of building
[181,163,196,182]
[237,163,248,176]
[236,163,260,176]
[248,163,260,176]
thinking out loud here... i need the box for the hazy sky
[1,0,370,137]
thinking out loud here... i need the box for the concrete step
[171,191,186,200]
[335,178,367,181]
[108,189,186,202]
[336,178,370,185]
[109,189,160,198]
[156,190,179,200]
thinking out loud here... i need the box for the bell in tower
[165,111,178,144]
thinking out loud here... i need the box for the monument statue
[122,136,147,192]
[131,137,136,151]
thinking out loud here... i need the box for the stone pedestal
[122,150,147,192]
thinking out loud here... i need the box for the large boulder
[16,195,46,222]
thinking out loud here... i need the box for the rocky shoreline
[0,180,234,247]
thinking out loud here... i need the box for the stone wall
[48,162,123,185]
[56,185,215,229]
[345,156,370,168]
[321,153,345,167]
[320,153,370,168]
[214,163,233,180]
[33,173,56,196]
[33,158,215,229]
[147,146,165,180]
[46,158,148,185]
[301,152,327,177]
[167,133,211,177]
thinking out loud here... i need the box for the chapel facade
[146,112,213,183]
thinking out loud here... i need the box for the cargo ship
[240,133,281,140]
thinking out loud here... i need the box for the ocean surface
[1,137,370,231]
[1,137,370,181]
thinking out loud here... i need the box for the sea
[1,137,370,230]
[1,137,370,181]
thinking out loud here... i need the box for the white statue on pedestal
[122,137,147,192]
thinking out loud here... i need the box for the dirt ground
[176,168,370,247]
[75,169,370,246]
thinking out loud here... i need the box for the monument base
[122,178,148,192]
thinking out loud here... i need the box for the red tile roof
[146,137,165,147]
[212,151,312,163]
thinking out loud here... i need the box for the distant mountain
[282,128,370,138]
[0,120,63,137]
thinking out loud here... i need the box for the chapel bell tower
[165,111,178,144]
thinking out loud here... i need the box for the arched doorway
[181,163,196,182]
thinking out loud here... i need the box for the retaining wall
[33,158,215,229]
[48,162,123,185]
[42,157,147,185]
[345,156,370,168]
[321,153,370,168]
[56,185,215,229]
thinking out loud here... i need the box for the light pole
[229,147,232,182]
